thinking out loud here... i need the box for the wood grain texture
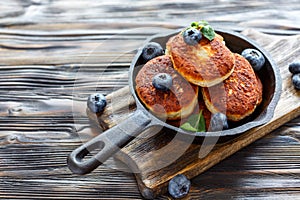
[0,0,300,199]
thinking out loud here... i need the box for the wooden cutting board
[87,29,300,199]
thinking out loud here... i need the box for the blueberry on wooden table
[152,73,173,91]
[142,42,164,62]
[168,174,191,199]
[289,62,300,74]
[87,93,107,113]
[292,74,300,90]
[288,61,300,90]
[241,48,265,71]
[182,27,202,46]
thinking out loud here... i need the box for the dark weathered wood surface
[0,0,300,199]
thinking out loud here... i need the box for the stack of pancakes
[135,30,263,130]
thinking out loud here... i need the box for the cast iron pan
[67,29,282,175]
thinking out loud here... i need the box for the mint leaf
[198,20,209,27]
[180,111,206,132]
[190,21,199,28]
[187,112,201,127]
[201,25,216,41]
[180,123,198,132]
[197,112,206,132]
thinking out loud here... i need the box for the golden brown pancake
[166,32,235,87]
[135,55,199,120]
[201,53,263,121]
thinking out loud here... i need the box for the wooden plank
[89,30,300,198]
[0,0,299,35]
[0,0,299,199]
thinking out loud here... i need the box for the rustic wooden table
[0,0,300,199]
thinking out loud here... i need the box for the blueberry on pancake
[166,33,235,87]
[135,55,199,120]
[201,53,263,121]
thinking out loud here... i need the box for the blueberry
[292,74,300,90]
[141,42,164,62]
[209,112,228,132]
[183,27,202,46]
[241,48,265,71]
[289,62,300,74]
[87,93,107,113]
[168,174,191,199]
[152,73,173,91]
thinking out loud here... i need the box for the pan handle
[67,110,152,174]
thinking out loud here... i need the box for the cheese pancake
[135,55,199,120]
[201,53,263,121]
[166,32,235,87]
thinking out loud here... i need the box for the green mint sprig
[190,20,216,41]
[180,110,206,132]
